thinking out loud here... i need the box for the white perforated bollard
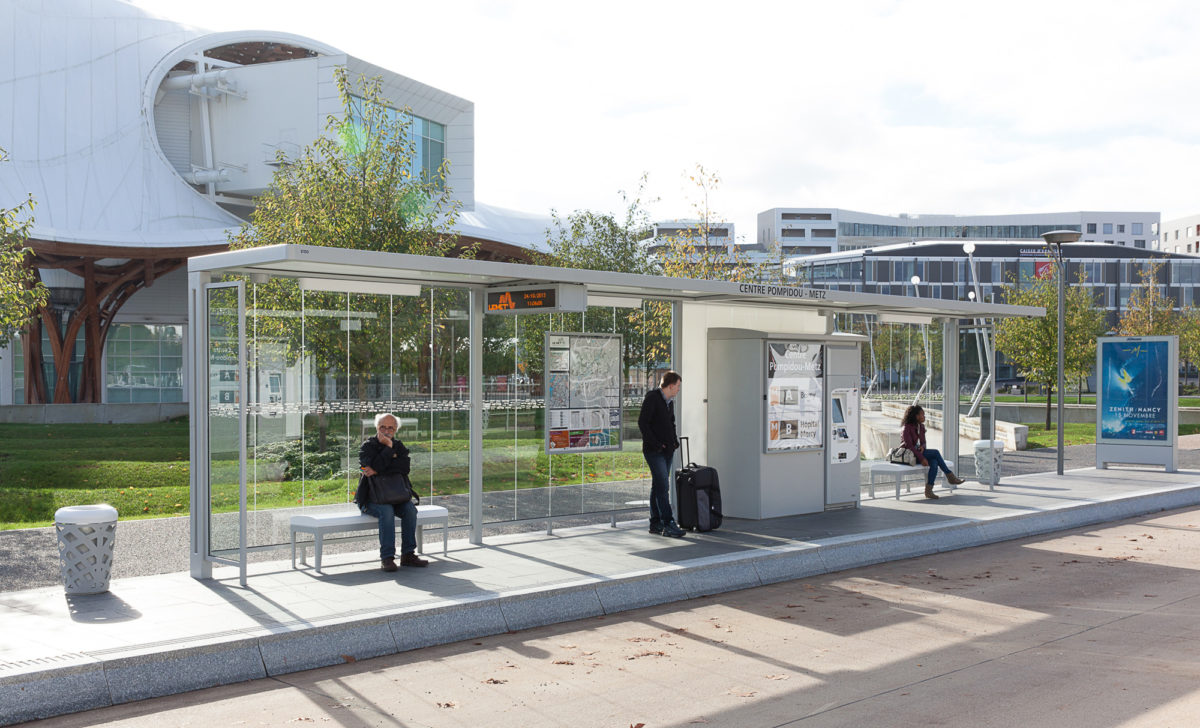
[54,504,118,595]
[973,440,1004,484]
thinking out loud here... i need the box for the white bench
[290,504,450,572]
[867,460,954,500]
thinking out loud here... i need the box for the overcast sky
[135,0,1200,240]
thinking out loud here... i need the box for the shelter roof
[190,244,1044,321]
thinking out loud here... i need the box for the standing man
[638,371,684,538]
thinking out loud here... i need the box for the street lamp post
[1041,230,1083,476]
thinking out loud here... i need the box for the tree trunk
[1045,383,1053,431]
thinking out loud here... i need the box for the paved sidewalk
[4,465,1200,725]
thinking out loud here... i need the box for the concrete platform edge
[5,483,1200,726]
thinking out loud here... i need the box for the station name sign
[486,283,587,314]
[737,283,827,301]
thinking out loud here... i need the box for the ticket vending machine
[706,329,862,518]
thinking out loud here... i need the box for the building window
[348,96,446,185]
[1103,223,1113,234]
[812,229,837,238]
[1117,224,1125,233]
[1177,230,1181,240]
[105,324,185,403]
[780,229,806,238]
[1135,239,1146,248]
[1087,223,1097,234]
[1132,223,1143,234]
[781,212,832,221]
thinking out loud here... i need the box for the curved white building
[0,0,545,407]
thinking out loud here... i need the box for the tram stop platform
[4,466,1200,725]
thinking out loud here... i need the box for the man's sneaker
[381,558,399,572]
[648,523,664,535]
[662,521,686,538]
[400,553,429,567]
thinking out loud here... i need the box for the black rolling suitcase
[674,437,723,532]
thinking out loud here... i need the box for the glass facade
[105,324,185,403]
[348,96,446,184]
[839,223,1081,239]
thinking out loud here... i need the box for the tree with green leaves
[537,175,669,385]
[226,68,471,448]
[655,164,766,284]
[0,148,48,348]
[1176,306,1200,389]
[1117,260,1177,337]
[995,266,1108,429]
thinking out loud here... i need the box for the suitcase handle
[679,435,693,467]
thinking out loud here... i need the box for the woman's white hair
[374,412,398,429]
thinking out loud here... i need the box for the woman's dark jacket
[638,388,679,455]
[353,436,411,510]
[901,422,928,465]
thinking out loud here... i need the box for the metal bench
[867,459,954,500]
[290,504,449,572]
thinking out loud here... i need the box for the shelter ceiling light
[587,294,643,308]
[297,277,421,297]
[877,312,934,325]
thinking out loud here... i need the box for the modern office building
[1156,214,1200,254]
[0,0,550,407]
[796,239,1197,320]
[757,208,1160,257]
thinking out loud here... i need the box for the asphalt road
[22,503,1200,727]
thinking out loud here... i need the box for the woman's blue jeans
[363,500,418,559]
[923,448,952,485]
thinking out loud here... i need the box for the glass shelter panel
[206,284,243,556]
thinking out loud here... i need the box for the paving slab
[3,466,1200,725]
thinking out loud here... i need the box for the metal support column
[468,287,485,545]
[942,319,960,474]
[188,271,211,579]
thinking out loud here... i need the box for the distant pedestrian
[901,404,964,499]
[638,371,684,537]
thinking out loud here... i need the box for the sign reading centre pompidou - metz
[544,332,623,454]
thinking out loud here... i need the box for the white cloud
[133,0,1200,236]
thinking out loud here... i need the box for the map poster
[545,332,623,454]
[1099,339,1169,442]
[765,342,823,451]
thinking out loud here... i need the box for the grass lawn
[0,421,650,529]
[1024,422,1200,449]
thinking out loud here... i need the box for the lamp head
[967,290,976,301]
[1041,229,1082,247]
[910,275,921,286]
[962,242,976,255]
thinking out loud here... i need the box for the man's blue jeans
[363,500,418,559]
[644,449,675,527]
[924,448,952,485]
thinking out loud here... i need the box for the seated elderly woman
[355,413,429,572]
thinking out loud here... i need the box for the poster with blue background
[1100,340,1169,441]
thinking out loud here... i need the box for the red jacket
[901,422,927,463]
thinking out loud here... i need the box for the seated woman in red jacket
[901,404,964,499]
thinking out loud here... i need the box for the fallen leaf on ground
[766,674,790,680]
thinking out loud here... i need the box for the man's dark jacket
[638,388,679,455]
[354,436,411,510]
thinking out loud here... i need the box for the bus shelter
[187,244,1043,583]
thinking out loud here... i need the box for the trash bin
[54,504,118,595]
[973,440,1004,484]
